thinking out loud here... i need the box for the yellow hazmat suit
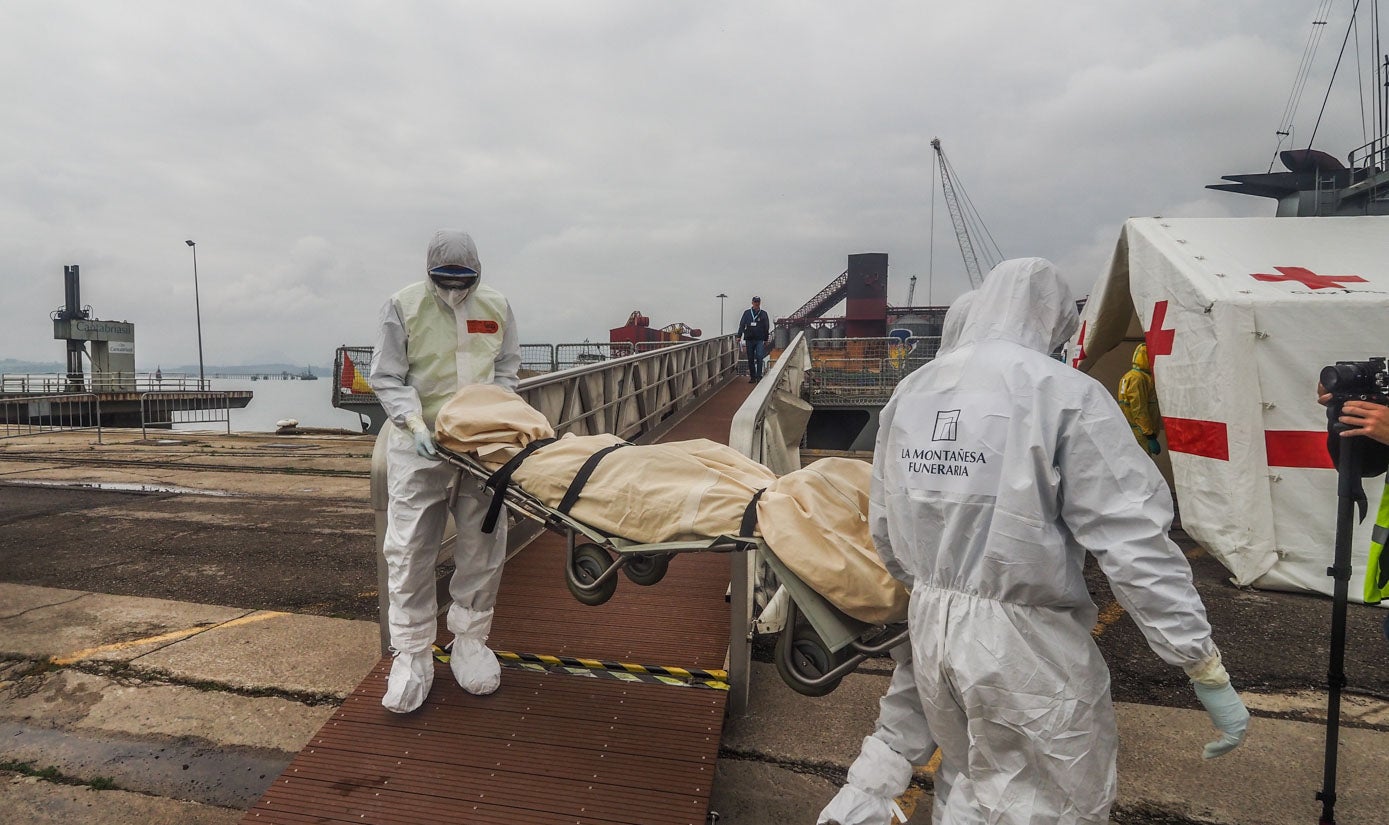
[1118,343,1161,454]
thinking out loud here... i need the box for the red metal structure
[610,311,702,345]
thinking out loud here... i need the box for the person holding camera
[1317,378,1389,607]
[1319,386,1389,444]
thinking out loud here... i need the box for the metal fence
[520,343,556,374]
[1,373,207,393]
[332,346,378,403]
[802,336,942,405]
[140,392,232,438]
[0,393,103,442]
[553,342,636,371]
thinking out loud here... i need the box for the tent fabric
[758,457,909,624]
[1067,216,1389,600]
[433,384,905,621]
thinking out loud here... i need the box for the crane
[931,137,1002,289]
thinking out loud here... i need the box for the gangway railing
[727,331,813,716]
[369,334,742,654]
[140,392,232,438]
[0,393,102,443]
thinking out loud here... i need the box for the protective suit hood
[1131,342,1151,372]
[956,257,1078,355]
[937,291,975,356]
[426,229,483,304]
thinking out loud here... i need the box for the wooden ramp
[243,378,753,825]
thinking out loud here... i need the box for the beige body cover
[433,386,905,622]
[758,457,909,625]
[511,435,776,543]
[434,384,555,461]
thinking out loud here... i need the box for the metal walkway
[242,378,754,825]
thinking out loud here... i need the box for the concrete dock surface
[3,430,1388,824]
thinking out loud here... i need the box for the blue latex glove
[404,415,439,459]
[1192,681,1249,758]
[1147,436,1162,455]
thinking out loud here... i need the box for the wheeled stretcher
[438,444,907,696]
[759,541,908,697]
[431,380,910,696]
[437,444,763,608]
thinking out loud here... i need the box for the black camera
[1320,357,1389,407]
[1321,357,1389,477]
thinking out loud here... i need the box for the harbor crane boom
[931,137,1000,289]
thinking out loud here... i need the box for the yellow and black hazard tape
[431,645,728,690]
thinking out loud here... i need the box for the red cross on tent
[1251,266,1367,290]
[1070,320,1087,369]
[1145,300,1175,360]
[1140,297,1332,469]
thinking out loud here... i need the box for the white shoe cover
[449,635,501,695]
[817,785,901,825]
[381,649,434,714]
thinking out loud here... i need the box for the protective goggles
[429,266,478,290]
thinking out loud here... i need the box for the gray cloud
[0,1,1365,366]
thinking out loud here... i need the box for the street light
[185,240,205,387]
[716,293,728,335]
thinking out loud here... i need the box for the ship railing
[1348,136,1389,175]
[0,393,103,443]
[369,334,742,653]
[140,392,232,439]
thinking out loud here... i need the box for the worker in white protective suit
[368,229,522,714]
[818,291,976,825]
[871,258,1249,824]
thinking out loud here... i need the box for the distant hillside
[158,363,329,378]
[0,358,64,374]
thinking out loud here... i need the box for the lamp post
[185,240,205,387]
[716,292,728,335]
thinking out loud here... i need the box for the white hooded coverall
[819,291,976,825]
[368,230,521,703]
[871,259,1223,824]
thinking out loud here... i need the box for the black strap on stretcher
[557,442,631,515]
[481,437,558,534]
[738,488,766,549]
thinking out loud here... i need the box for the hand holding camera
[1319,357,1389,448]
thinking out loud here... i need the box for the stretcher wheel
[568,543,619,606]
[622,552,672,586]
[775,623,848,697]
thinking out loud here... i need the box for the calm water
[177,378,367,433]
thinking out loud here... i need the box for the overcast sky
[0,1,1377,368]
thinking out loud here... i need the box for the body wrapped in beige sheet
[434,385,908,624]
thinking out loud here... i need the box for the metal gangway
[245,332,825,824]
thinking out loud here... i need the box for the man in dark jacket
[736,296,771,382]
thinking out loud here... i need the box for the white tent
[1068,215,1389,600]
